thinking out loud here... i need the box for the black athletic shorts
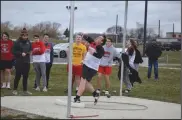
[0,60,13,70]
[82,64,97,82]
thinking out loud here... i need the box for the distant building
[156,38,179,43]
[166,32,181,39]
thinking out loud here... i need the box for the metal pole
[67,6,77,42]
[116,14,118,44]
[180,2,182,118]
[158,20,160,38]
[67,1,75,118]
[173,23,175,37]
[68,15,71,42]
[120,1,128,96]
[142,0,148,56]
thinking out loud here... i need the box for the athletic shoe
[1,83,6,88]
[94,89,100,105]
[35,87,40,91]
[105,90,111,98]
[43,87,48,92]
[12,90,18,95]
[74,97,81,103]
[6,82,11,89]
[23,91,32,96]
[122,89,131,93]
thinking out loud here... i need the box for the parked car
[113,48,127,63]
[162,43,171,51]
[170,42,181,51]
[53,43,69,58]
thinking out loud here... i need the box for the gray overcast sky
[1,1,181,36]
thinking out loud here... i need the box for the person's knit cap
[21,28,28,36]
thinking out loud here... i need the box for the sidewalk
[1,96,180,119]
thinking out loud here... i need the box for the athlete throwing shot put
[74,35,106,104]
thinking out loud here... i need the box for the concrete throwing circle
[82,101,148,111]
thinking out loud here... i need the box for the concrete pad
[1,96,180,119]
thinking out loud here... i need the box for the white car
[115,48,127,55]
[53,43,69,58]
[113,48,127,63]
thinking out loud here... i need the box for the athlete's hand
[22,52,26,57]
[88,48,94,55]
[81,60,83,64]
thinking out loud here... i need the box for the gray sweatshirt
[100,45,120,66]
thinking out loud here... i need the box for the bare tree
[106,25,122,34]
[129,28,136,38]
[1,21,62,39]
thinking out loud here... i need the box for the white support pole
[67,1,75,118]
[120,1,128,96]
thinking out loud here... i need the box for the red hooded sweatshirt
[0,39,14,61]
[31,40,46,55]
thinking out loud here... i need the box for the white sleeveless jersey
[83,46,101,71]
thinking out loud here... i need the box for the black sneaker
[94,90,100,105]
[105,90,111,98]
[74,97,81,103]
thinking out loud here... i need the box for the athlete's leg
[97,72,103,90]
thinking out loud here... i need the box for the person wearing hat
[12,28,32,95]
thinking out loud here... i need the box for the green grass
[159,51,181,64]
[1,64,180,104]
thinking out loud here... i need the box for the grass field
[159,51,181,64]
[1,64,180,104]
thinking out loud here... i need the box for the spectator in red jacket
[0,32,14,89]
[32,35,47,92]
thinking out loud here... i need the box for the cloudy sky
[1,1,181,36]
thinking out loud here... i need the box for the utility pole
[173,23,175,37]
[66,5,77,42]
[115,14,118,44]
[158,20,160,38]
[142,0,148,56]
[66,1,75,118]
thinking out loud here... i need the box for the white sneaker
[12,90,18,95]
[43,87,48,92]
[35,87,40,91]
[1,83,6,88]
[6,82,11,89]
[105,90,109,95]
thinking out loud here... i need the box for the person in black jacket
[117,39,143,93]
[12,28,32,95]
[145,40,162,80]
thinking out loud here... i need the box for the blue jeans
[147,60,158,79]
